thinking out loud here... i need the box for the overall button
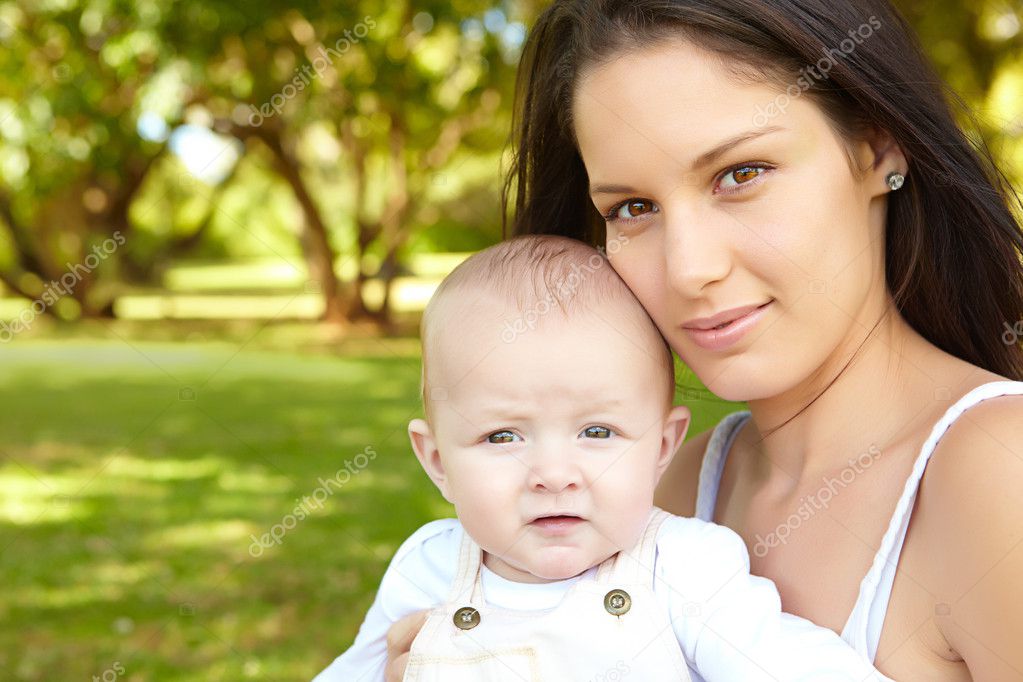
[453,606,481,630]
[604,588,631,616]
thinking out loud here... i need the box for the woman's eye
[486,430,520,444]
[604,199,657,222]
[716,165,769,193]
[582,426,612,439]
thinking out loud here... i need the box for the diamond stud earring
[886,171,905,191]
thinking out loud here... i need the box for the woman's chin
[686,362,772,403]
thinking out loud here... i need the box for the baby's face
[410,299,689,583]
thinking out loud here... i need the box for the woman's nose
[663,206,734,297]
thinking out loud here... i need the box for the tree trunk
[258,129,348,325]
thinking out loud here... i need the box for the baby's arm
[656,516,894,682]
[312,519,460,682]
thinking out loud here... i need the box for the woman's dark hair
[502,0,1023,382]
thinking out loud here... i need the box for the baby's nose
[526,456,582,494]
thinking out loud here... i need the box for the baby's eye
[582,426,612,439]
[486,430,520,444]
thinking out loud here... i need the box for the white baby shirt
[314,513,891,682]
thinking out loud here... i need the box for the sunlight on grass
[145,520,261,551]
[163,259,308,291]
[114,277,442,320]
[115,293,325,320]
[217,469,294,494]
[16,581,127,610]
[0,488,79,525]
[2,257,464,324]
[0,462,101,524]
[104,455,227,481]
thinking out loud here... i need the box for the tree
[0,0,525,325]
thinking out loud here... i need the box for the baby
[314,235,891,682]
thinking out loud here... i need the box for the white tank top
[694,380,1023,662]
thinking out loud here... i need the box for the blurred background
[0,0,1019,679]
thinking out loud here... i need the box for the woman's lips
[529,515,584,536]
[682,301,773,351]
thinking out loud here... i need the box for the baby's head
[408,235,690,583]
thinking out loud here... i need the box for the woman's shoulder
[911,374,1023,523]
[923,378,1023,493]
[912,379,1023,667]
[920,379,1023,525]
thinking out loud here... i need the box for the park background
[0,0,1020,679]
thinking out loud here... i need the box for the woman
[385,1,1023,679]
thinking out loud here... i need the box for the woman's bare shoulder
[920,388,1023,553]
[913,390,1023,675]
[654,427,714,517]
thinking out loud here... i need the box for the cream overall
[403,508,693,682]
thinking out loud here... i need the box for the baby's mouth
[529,514,585,534]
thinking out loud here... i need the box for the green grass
[0,334,740,681]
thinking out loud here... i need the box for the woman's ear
[856,126,909,198]
[656,405,691,482]
[408,419,453,502]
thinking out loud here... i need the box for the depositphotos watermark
[588,661,630,682]
[248,446,377,557]
[753,16,882,127]
[0,231,125,342]
[1002,320,1023,345]
[751,444,882,558]
[93,661,125,682]
[500,236,630,343]
[248,16,377,126]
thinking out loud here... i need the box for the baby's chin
[521,548,615,582]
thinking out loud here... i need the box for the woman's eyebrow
[590,182,638,195]
[589,124,787,196]
[691,125,786,171]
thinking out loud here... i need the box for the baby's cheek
[595,491,654,551]
[465,484,520,526]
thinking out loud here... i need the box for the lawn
[0,330,740,681]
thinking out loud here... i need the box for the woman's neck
[743,303,982,483]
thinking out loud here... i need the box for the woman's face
[573,41,900,402]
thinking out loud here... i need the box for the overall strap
[445,525,485,605]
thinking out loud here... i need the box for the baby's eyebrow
[578,397,627,411]
[472,397,627,421]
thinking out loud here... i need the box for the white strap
[446,526,484,605]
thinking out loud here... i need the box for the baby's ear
[656,405,691,479]
[408,419,452,502]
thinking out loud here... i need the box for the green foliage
[0,0,527,320]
